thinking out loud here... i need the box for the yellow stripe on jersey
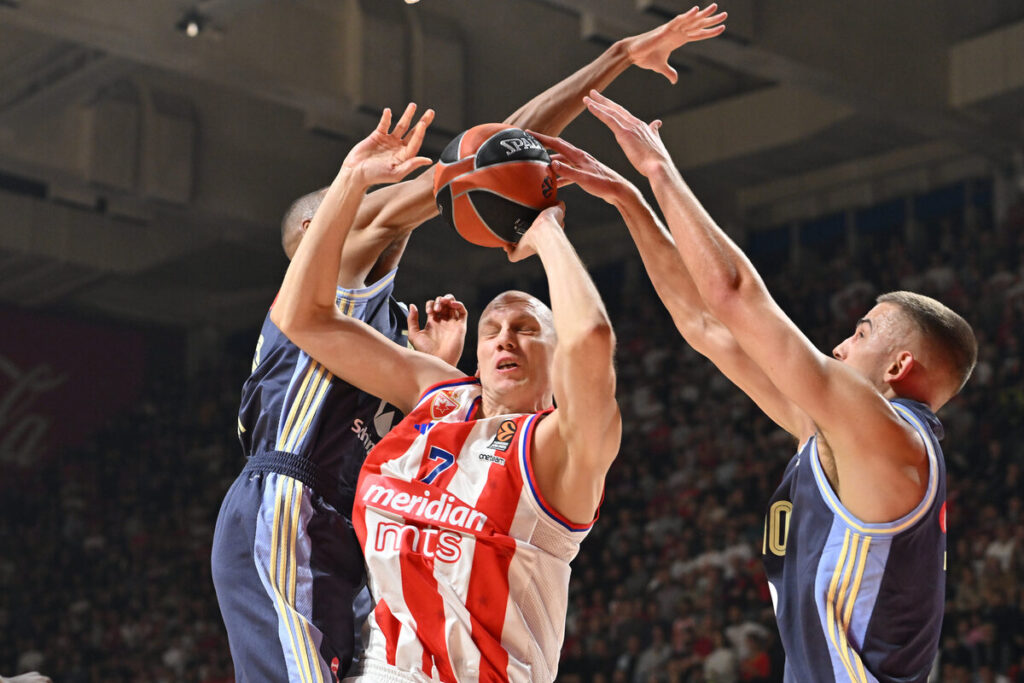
[293,480,326,683]
[835,534,859,627]
[837,534,870,683]
[276,299,352,454]
[826,529,874,683]
[278,360,318,451]
[845,536,873,683]
[282,364,327,453]
[270,478,311,683]
[826,530,861,682]
[291,368,335,454]
[285,479,319,683]
[844,536,872,629]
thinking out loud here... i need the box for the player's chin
[488,373,527,393]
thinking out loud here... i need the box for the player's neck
[479,390,549,419]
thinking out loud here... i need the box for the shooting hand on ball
[505,204,566,263]
[343,103,434,188]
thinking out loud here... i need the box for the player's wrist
[528,219,570,260]
[640,156,676,182]
[609,183,643,210]
[607,38,631,66]
[337,164,376,192]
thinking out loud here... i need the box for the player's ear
[886,350,915,383]
[301,218,312,233]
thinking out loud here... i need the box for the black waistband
[243,451,351,514]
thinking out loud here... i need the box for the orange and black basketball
[433,123,558,248]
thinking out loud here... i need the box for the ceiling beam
[539,0,1019,163]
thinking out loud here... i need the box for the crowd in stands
[0,363,242,682]
[2,194,1022,681]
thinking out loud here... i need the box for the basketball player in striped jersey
[272,104,620,682]
[212,6,727,681]
[550,92,977,682]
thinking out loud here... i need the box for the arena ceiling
[0,0,1022,331]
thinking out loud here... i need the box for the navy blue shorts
[212,469,370,682]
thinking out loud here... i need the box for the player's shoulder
[411,376,480,415]
[889,398,944,441]
[335,268,399,307]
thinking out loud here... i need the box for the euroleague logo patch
[431,389,461,420]
[541,175,554,198]
[486,419,518,452]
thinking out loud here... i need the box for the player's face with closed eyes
[476,300,555,406]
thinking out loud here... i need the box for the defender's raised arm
[272,105,462,413]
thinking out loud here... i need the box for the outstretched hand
[343,103,434,188]
[626,4,727,84]
[528,130,638,206]
[505,204,566,263]
[583,90,673,178]
[407,294,468,367]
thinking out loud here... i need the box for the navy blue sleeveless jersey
[237,268,407,514]
[762,399,947,683]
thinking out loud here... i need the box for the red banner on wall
[0,307,146,466]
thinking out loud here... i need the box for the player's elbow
[271,299,327,341]
[569,319,616,360]
[268,301,291,332]
[670,310,714,355]
[701,270,760,324]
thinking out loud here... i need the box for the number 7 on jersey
[421,446,455,484]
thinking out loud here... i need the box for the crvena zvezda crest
[431,390,461,420]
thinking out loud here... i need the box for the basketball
[433,123,558,248]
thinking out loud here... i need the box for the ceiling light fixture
[175,9,205,38]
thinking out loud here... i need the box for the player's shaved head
[877,291,977,403]
[480,290,555,339]
[281,187,329,260]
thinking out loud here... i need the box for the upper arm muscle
[274,307,461,413]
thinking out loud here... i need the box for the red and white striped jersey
[350,377,595,682]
